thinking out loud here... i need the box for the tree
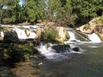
[47,0,62,21]
[72,0,103,25]
[0,0,20,24]
[24,0,37,23]
[35,0,46,20]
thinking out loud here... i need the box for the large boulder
[94,25,103,41]
[40,26,69,43]
[55,27,69,43]
[77,16,103,34]
[4,31,19,43]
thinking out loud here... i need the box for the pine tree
[25,0,37,23]
[72,0,103,24]
[35,0,46,20]
[47,0,62,21]
[0,0,20,24]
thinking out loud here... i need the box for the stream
[34,29,103,77]
[37,42,103,77]
[0,28,103,77]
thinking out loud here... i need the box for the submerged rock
[72,47,79,52]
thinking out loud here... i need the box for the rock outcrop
[41,26,69,43]
[56,27,69,43]
[77,16,103,41]
[77,16,103,34]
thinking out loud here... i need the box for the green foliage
[41,27,58,42]
[0,0,20,24]
[35,0,46,20]
[96,16,103,24]
[47,0,62,20]
[25,0,37,23]
[0,42,35,64]
[0,0,103,25]
[72,0,103,25]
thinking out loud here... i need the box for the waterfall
[14,27,27,39]
[37,43,60,60]
[65,28,101,43]
[37,43,82,60]
[87,33,101,43]
[65,29,79,44]
[0,31,4,40]
[13,27,37,40]
[68,30,76,41]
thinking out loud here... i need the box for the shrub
[2,18,13,24]
[41,27,58,42]
[0,42,34,65]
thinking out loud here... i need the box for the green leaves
[0,0,103,25]
[72,0,103,25]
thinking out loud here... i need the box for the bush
[2,18,13,24]
[0,42,34,65]
[41,27,58,42]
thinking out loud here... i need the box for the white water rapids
[87,33,101,43]
[37,29,102,60]
[37,43,82,61]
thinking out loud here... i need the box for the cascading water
[13,27,37,40]
[68,30,76,41]
[65,28,102,43]
[65,29,81,44]
[87,33,101,43]
[37,43,82,61]
[36,28,102,61]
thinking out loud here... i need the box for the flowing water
[37,42,103,77]
[35,30,103,77]
[87,33,101,43]
[0,28,103,77]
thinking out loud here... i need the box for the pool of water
[38,42,103,77]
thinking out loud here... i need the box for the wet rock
[4,31,19,43]
[72,47,79,52]
[0,67,15,77]
[52,45,71,53]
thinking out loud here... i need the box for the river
[37,42,103,77]
[0,28,103,77]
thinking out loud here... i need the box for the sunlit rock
[56,27,69,43]
[77,16,103,34]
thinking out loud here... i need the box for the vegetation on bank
[41,27,59,43]
[0,0,103,26]
[0,42,36,66]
